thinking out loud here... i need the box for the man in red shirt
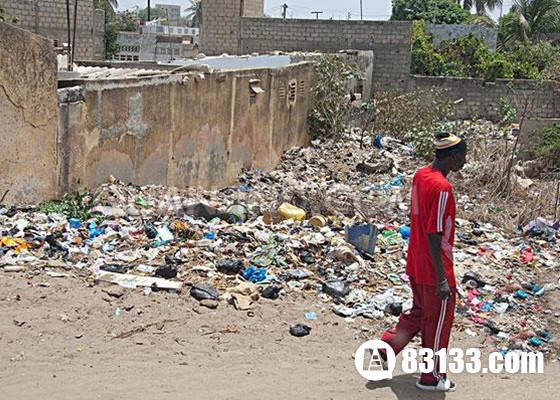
[380,132,467,392]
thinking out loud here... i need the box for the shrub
[367,89,453,158]
[308,55,363,139]
[531,124,560,168]
[411,21,451,76]
[412,22,560,81]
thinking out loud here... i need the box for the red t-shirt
[406,165,456,287]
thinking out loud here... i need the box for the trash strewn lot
[1,121,558,365]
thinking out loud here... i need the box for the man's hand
[436,279,451,299]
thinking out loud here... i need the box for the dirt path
[1,272,558,400]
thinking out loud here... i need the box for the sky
[117,0,515,21]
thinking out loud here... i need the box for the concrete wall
[427,23,498,51]
[0,22,58,205]
[239,18,413,90]
[0,0,105,60]
[58,63,313,192]
[411,75,560,121]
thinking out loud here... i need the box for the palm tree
[500,0,560,45]
[93,0,118,10]
[461,0,503,15]
[186,0,202,27]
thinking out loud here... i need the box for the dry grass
[454,134,559,232]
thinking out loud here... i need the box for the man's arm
[427,232,451,299]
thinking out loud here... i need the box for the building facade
[0,0,105,60]
[155,3,181,22]
[141,24,199,38]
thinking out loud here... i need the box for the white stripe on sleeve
[437,192,448,232]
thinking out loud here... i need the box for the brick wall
[412,75,560,121]
[0,0,105,60]
[239,18,413,90]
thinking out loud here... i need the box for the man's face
[450,150,467,172]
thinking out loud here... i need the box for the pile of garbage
[0,127,558,354]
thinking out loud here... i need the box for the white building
[115,32,199,62]
[141,24,199,38]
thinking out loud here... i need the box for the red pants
[381,278,456,385]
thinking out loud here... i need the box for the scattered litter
[289,323,312,337]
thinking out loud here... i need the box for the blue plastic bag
[242,266,267,283]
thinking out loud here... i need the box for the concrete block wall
[0,0,105,60]
[239,18,413,90]
[201,0,244,55]
[412,75,560,121]
[243,0,264,17]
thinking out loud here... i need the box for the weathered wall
[427,23,498,51]
[0,0,105,60]
[411,75,560,121]
[58,63,313,191]
[0,22,58,205]
[239,18,413,90]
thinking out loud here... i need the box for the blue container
[69,218,81,229]
[204,232,217,240]
[399,226,411,240]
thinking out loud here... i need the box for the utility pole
[360,0,363,20]
[148,0,151,22]
[347,12,351,20]
[71,0,78,67]
[311,11,323,20]
[282,3,288,19]
[65,0,72,70]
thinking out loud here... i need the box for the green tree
[93,0,118,10]
[186,0,203,27]
[138,7,166,21]
[461,0,503,15]
[114,10,138,31]
[499,0,560,46]
[392,0,471,24]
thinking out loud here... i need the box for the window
[278,84,286,101]
[133,56,139,61]
[287,79,297,105]
[298,81,305,97]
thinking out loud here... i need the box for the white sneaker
[416,378,456,392]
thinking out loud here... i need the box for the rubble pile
[0,124,558,355]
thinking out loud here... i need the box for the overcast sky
[117,0,514,20]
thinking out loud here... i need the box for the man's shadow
[366,373,446,400]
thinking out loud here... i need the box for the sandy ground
[1,271,559,400]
